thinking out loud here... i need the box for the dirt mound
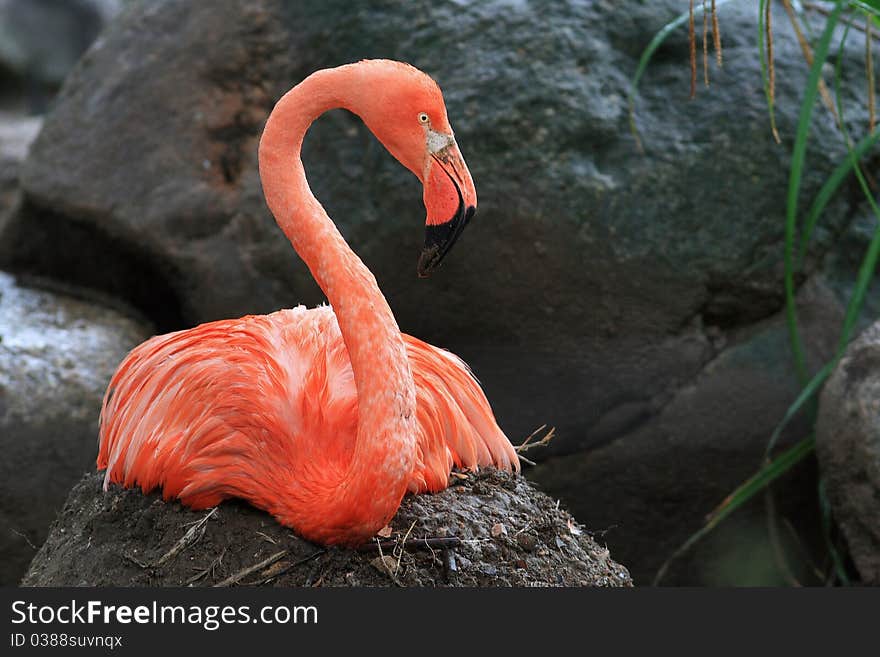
[22,469,632,587]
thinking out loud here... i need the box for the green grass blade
[797,130,880,266]
[798,17,875,268]
[653,437,816,585]
[849,0,880,17]
[784,0,847,386]
[797,0,880,271]
[708,437,816,527]
[765,13,880,587]
[830,16,880,345]
[651,0,877,588]
[781,17,879,458]
[627,0,737,148]
[768,158,880,459]
[819,479,851,585]
[765,359,836,456]
[840,202,880,339]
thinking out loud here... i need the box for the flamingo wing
[97,306,358,511]
[403,334,519,492]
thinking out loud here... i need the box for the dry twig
[185,549,226,585]
[358,536,462,553]
[251,550,325,585]
[515,425,555,467]
[213,549,288,587]
[516,425,556,453]
[11,529,36,550]
[152,508,217,568]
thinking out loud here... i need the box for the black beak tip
[417,205,476,278]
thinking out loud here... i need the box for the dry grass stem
[690,0,697,98]
[703,0,710,86]
[395,519,418,574]
[765,0,781,143]
[802,2,880,41]
[374,538,403,586]
[868,13,876,133]
[766,0,776,110]
[782,0,839,125]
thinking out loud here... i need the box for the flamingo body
[97,60,518,545]
[98,306,516,543]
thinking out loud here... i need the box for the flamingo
[97,60,519,545]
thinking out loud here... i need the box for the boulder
[0,111,41,220]
[22,469,632,587]
[0,0,122,108]
[816,322,880,585]
[534,278,842,584]
[0,272,149,584]
[2,0,872,583]
[0,112,41,163]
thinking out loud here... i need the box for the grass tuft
[633,0,880,585]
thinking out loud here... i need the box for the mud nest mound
[22,469,632,587]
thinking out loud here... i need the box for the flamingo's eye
[418,112,429,124]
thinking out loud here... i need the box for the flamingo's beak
[418,140,477,278]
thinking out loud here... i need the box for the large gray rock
[0,111,41,221]
[0,272,149,584]
[0,0,121,87]
[0,112,41,163]
[816,322,880,585]
[0,0,872,583]
[536,279,842,585]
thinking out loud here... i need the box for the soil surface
[22,469,632,587]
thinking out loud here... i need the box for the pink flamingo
[97,60,519,545]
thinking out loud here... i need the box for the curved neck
[258,67,417,537]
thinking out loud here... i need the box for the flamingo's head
[351,60,477,277]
